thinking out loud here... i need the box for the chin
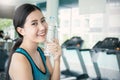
[38,39,46,43]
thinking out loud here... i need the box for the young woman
[6,3,61,80]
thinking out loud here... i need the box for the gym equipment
[90,37,120,79]
[0,49,8,72]
[91,37,119,53]
[0,39,13,72]
[61,36,89,80]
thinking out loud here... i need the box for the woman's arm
[51,56,61,80]
[46,56,61,80]
[9,53,33,80]
[46,39,62,80]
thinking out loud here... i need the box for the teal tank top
[15,47,50,80]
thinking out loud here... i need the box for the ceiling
[0,0,78,19]
[0,0,46,6]
[0,0,120,19]
[0,0,46,19]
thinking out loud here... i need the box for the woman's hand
[45,39,62,61]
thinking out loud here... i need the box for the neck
[20,39,38,54]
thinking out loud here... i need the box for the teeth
[37,32,45,36]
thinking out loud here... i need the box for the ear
[17,27,25,36]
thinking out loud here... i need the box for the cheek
[24,28,36,36]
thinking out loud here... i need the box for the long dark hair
[6,3,41,80]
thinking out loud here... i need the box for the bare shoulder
[10,52,29,67]
[9,52,33,80]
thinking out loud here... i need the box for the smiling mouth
[37,31,46,37]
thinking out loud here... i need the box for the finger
[53,39,59,44]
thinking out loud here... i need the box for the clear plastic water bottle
[44,16,57,56]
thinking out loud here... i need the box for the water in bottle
[44,16,57,56]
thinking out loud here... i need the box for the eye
[41,19,46,23]
[31,22,38,26]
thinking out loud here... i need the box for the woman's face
[21,10,48,43]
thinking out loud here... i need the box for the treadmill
[90,37,120,79]
[61,36,89,80]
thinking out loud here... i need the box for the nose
[38,23,47,30]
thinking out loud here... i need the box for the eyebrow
[41,17,45,20]
[31,17,45,22]
[31,20,37,22]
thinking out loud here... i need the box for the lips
[37,31,46,37]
